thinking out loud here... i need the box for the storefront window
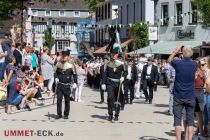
[175,3,183,25]
[162,4,168,25]
[189,2,198,24]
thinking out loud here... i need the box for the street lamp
[47,18,52,51]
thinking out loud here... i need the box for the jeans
[204,94,210,133]
[169,82,174,114]
[0,63,6,81]
[6,77,17,105]
[11,93,24,105]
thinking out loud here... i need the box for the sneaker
[63,116,68,120]
[25,104,32,111]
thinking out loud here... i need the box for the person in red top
[194,59,206,136]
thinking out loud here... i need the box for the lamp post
[47,18,52,51]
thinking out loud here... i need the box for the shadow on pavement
[87,105,107,110]
[153,111,170,116]
[154,104,168,108]
[91,101,102,104]
[91,114,107,120]
[44,113,57,119]
[165,130,176,137]
[139,136,169,140]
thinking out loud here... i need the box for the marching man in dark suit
[124,58,138,104]
[101,48,125,121]
[141,57,158,104]
[55,50,77,119]
[99,55,109,104]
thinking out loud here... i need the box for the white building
[95,0,155,46]
[25,0,90,55]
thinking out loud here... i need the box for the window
[102,5,104,20]
[45,10,51,16]
[74,11,80,17]
[59,10,65,16]
[133,2,135,23]
[162,4,168,25]
[57,41,70,51]
[175,3,183,25]
[108,3,110,19]
[189,2,198,24]
[105,4,107,19]
[126,4,129,24]
[120,6,123,24]
[31,10,38,16]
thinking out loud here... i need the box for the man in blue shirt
[167,45,198,140]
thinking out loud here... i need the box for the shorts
[194,89,204,112]
[173,96,195,126]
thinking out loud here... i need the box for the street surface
[0,86,175,140]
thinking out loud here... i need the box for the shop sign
[177,30,195,39]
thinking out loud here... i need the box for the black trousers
[56,84,71,117]
[106,79,123,117]
[100,88,104,102]
[124,79,135,103]
[143,79,154,101]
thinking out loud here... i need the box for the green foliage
[131,21,149,49]
[193,0,210,27]
[84,0,101,11]
[44,29,55,51]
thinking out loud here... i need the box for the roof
[128,41,204,55]
[29,0,89,10]
[94,39,134,54]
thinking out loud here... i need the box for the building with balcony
[25,0,90,55]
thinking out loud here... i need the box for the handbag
[0,86,7,101]
[38,75,44,84]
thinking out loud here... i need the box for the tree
[84,0,101,11]
[130,21,149,49]
[193,0,210,27]
[44,29,55,51]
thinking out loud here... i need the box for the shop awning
[128,41,204,55]
[94,39,134,54]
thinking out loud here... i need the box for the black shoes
[55,115,68,120]
[144,99,149,104]
[114,115,119,121]
[55,115,62,119]
[108,116,113,122]
[149,100,152,104]
[121,106,124,111]
[99,100,104,104]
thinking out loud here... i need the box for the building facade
[95,0,155,46]
[25,0,90,55]
[155,0,210,42]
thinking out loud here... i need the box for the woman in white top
[41,47,56,92]
[75,59,86,102]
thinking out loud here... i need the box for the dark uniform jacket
[101,60,125,85]
[124,64,138,82]
[141,64,158,86]
[56,62,77,84]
